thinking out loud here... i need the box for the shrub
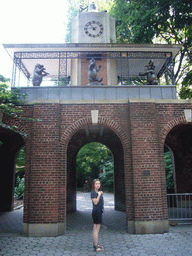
[15,176,25,200]
[99,169,114,192]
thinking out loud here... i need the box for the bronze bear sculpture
[88,58,103,84]
[32,64,49,86]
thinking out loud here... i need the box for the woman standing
[91,179,104,252]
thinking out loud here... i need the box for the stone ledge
[12,85,177,104]
[127,219,169,234]
[23,223,65,237]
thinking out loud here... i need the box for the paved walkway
[0,192,192,256]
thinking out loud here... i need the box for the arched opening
[0,126,25,212]
[165,123,192,193]
[165,123,192,221]
[67,124,125,213]
[76,142,114,190]
[76,142,114,210]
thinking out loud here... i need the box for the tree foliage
[164,146,174,191]
[15,147,26,177]
[110,0,192,91]
[14,146,26,199]
[0,74,40,135]
[0,74,29,133]
[15,176,25,200]
[99,167,114,191]
[179,70,192,99]
[0,75,25,117]
[76,142,113,189]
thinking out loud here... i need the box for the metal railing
[167,193,192,221]
[11,50,175,87]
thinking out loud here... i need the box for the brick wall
[1,101,192,233]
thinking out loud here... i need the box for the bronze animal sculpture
[139,60,158,85]
[32,64,49,86]
[88,58,103,84]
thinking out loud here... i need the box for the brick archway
[60,116,129,150]
[160,115,186,144]
[59,116,132,230]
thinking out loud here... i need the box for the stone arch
[2,116,30,142]
[159,115,186,144]
[158,115,190,206]
[61,116,129,152]
[59,115,132,227]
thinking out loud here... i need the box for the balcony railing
[11,50,176,88]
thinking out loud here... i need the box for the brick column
[23,104,64,237]
[129,101,169,234]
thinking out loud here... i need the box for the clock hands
[88,23,98,31]
[84,21,103,37]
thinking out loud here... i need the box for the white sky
[0,0,69,79]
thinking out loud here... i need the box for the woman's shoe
[94,245,104,252]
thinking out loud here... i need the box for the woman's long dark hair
[92,179,102,191]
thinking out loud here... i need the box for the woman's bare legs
[93,224,101,247]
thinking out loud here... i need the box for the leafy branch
[0,75,32,136]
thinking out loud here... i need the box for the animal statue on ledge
[139,60,158,85]
[32,64,49,86]
[87,58,103,85]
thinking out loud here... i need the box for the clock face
[84,21,104,37]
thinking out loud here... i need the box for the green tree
[14,147,26,199]
[179,70,192,99]
[15,146,26,184]
[99,161,114,191]
[0,74,28,133]
[164,146,174,192]
[111,0,192,88]
[15,176,25,200]
[0,74,40,135]
[0,75,24,116]
[76,142,113,189]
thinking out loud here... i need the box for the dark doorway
[165,124,192,193]
[0,126,25,211]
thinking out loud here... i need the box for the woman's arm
[92,191,103,205]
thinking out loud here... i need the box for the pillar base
[23,222,65,237]
[127,219,169,234]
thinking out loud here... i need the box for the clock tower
[70,2,117,86]
[72,2,116,43]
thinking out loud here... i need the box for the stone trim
[23,223,65,237]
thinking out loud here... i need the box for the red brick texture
[1,101,192,232]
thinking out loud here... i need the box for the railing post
[168,193,192,221]
[11,55,17,87]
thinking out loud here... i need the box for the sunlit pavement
[0,192,192,256]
